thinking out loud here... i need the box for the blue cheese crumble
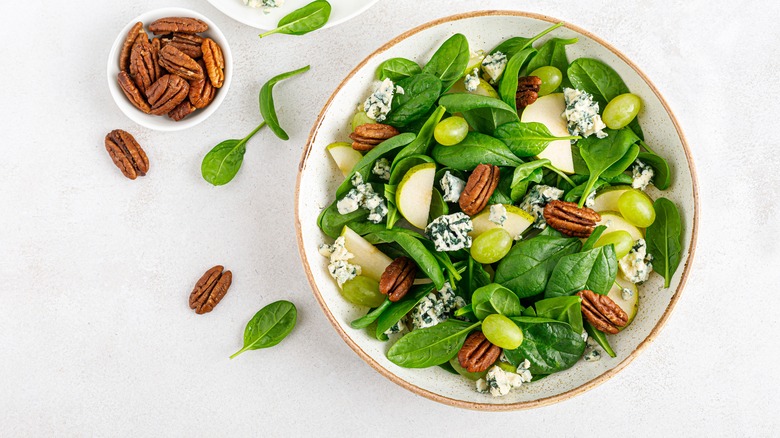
[562,88,607,139]
[489,204,507,226]
[383,318,407,336]
[372,158,391,181]
[621,287,634,301]
[631,159,654,191]
[519,185,564,229]
[481,52,507,84]
[584,349,602,362]
[409,282,465,329]
[243,0,285,13]
[425,212,473,252]
[464,68,480,92]
[619,239,654,283]
[363,78,395,122]
[318,236,362,287]
[336,173,388,223]
[440,171,466,203]
[476,360,533,397]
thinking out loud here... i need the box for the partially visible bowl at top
[107,7,233,132]
[205,0,379,31]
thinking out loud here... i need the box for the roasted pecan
[459,164,500,215]
[129,37,157,94]
[146,74,189,116]
[188,61,216,108]
[516,76,542,109]
[117,71,151,114]
[348,123,400,151]
[168,100,196,121]
[158,45,204,81]
[458,331,501,373]
[150,38,163,80]
[162,32,204,59]
[576,290,628,334]
[148,17,208,35]
[189,265,232,314]
[543,200,601,237]
[379,257,417,302]
[202,38,225,88]
[104,129,149,180]
[119,22,147,72]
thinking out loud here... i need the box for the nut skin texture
[576,290,628,334]
[189,74,216,109]
[168,100,196,121]
[348,123,400,150]
[146,74,190,116]
[104,129,149,180]
[148,17,208,35]
[543,200,601,237]
[516,76,542,109]
[379,257,417,302]
[119,22,146,72]
[150,38,163,82]
[158,45,204,81]
[458,331,502,373]
[129,37,157,94]
[161,33,204,59]
[459,164,500,216]
[201,38,225,88]
[189,265,232,314]
[117,71,151,114]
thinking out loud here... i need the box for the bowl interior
[106,7,233,132]
[205,0,380,31]
[296,11,697,410]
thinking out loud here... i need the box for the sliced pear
[340,226,392,282]
[327,142,363,177]
[520,93,574,174]
[465,51,486,73]
[448,77,499,98]
[592,185,632,212]
[607,276,639,328]
[469,204,534,240]
[596,211,644,241]
[396,162,436,229]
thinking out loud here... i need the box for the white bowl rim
[106,7,233,132]
[204,0,381,31]
[295,10,700,411]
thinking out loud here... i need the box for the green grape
[529,66,563,96]
[618,189,656,228]
[449,357,487,381]
[602,93,642,130]
[340,276,385,307]
[594,230,634,259]
[496,362,517,373]
[434,116,469,146]
[351,111,374,131]
[482,314,524,350]
[470,228,512,264]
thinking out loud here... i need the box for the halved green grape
[603,93,642,130]
[482,314,524,350]
[594,230,634,259]
[449,357,487,381]
[434,116,469,146]
[496,362,517,373]
[340,276,385,307]
[351,111,374,131]
[529,66,563,96]
[470,228,512,264]
[618,189,656,228]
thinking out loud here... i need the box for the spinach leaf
[438,93,519,135]
[335,132,415,197]
[545,244,617,297]
[472,284,523,320]
[498,48,537,112]
[259,0,331,38]
[230,300,297,358]
[422,33,470,90]
[317,200,369,238]
[350,298,392,329]
[510,167,543,202]
[489,22,563,58]
[495,121,579,157]
[387,320,479,368]
[585,321,616,357]
[432,132,522,170]
[534,296,583,335]
[375,284,435,340]
[581,225,607,252]
[260,65,311,140]
[384,73,442,127]
[494,233,582,298]
[458,256,491,299]
[602,144,639,179]
[504,319,586,374]
[646,198,683,288]
[510,159,550,190]
[525,37,578,89]
[370,230,446,290]
[487,168,514,205]
[576,127,640,207]
[377,57,422,81]
[564,178,608,204]
[429,188,449,221]
[393,106,446,165]
[637,150,671,190]
[202,131,257,187]
[568,58,629,108]
[418,238,462,287]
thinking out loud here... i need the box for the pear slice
[327,142,363,177]
[596,211,644,242]
[469,204,534,240]
[396,162,436,229]
[448,77,499,99]
[520,93,574,173]
[340,226,392,282]
[607,276,639,328]
[592,185,632,212]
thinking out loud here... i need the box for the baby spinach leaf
[375,284,435,340]
[429,188,449,221]
[576,127,640,207]
[377,57,422,81]
[393,106,446,165]
[317,200,369,238]
[457,256,491,298]
[422,33,470,90]
[646,198,683,288]
[387,320,479,368]
[510,159,550,190]
[370,230,446,290]
[585,321,616,357]
[487,169,514,205]
[230,300,297,359]
[432,132,522,170]
[602,144,639,179]
[336,132,415,197]
[504,319,586,373]
[581,225,607,252]
[489,22,564,58]
[260,65,311,140]
[637,151,671,190]
[525,37,578,89]
[568,58,629,108]
[510,167,543,202]
[534,296,583,335]
[545,244,617,297]
[495,121,579,157]
[418,239,462,286]
[259,0,331,38]
[498,48,537,112]
[350,298,392,329]
[385,73,442,127]
[389,155,435,185]
[472,284,523,320]
[564,178,608,204]
[438,93,519,134]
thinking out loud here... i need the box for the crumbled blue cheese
[584,190,596,208]
[409,282,464,329]
[336,173,388,223]
[243,0,285,13]
[425,212,473,252]
[584,349,602,362]
[363,78,395,122]
[621,287,634,301]
[383,318,407,336]
[440,171,466,203]
[581,331,589,343]
[619,239,654,283]
[318,236,361,287]
[489,204,507,226]
[395,85,405,95]
[519,185,564,229]
[372,158,391,181]
[481,52,507,84]
[631,159,654,191]
[562,88,607,139]
[476,360,532,397]
[464,68,480,92]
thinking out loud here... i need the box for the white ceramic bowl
[107,8,232,132]
[205,0,379,31]
[296,11,699,410]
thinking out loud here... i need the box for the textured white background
[1,0,778,436]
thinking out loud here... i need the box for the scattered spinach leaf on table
[230,300,297,359]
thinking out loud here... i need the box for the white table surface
[1,0,778,436]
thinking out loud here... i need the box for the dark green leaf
[201,139,247,186]
[393,106,446,164]
[645,198,683,288]
[525,37,578,89]
[316,200,369,238]
[504,319,586,374]
[568,58,629,108]
[260,65,310,140]
[259,0,331,37]
[438,93,519,135]
[544,245,618,297]
[637,151,671,190]
[488,22,564,58]
[534,296,583,335]
[375,284,435,339]
[495,121,578,157]
[602,144,639,179]
[370,230,446,290]
[498,48,537,112]
[350,298,392,329]
[585,321,616,357]
[384,73,442,127]
[230,300,297,358]
[422,34,470,90]
[432,132,522,170]
[576,127,640,207]
[336,132,415,197]
[387,320,478,368]
[472,284,523,320]
[377,57,422,81]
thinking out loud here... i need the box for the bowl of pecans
[107,8,232,131]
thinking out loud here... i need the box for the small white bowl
[107,7,233,132]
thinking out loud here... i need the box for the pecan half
[576,290,628,334]
[129,37,157,94]
[189,61,216,108]
[104,129,149,180]
[459,164,500,215]
[148,17,208,35]
[189,265,232,314]
[117,71,151,114]
[168,100,196,121]
[150,37,163,80]
[516,76,542,109]
[202,38,225,88]
[146,74,189,116]
[458,331,501,373]
[349,123,400,151]
[119,22,146,72]
[158,45,204,81]
[379,257,417,302]
[543,200,601,237]
[162,32,204,59]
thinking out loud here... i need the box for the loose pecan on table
[104,129,149,180]
[117,71,151,114]
[119,22,146,72]
[543,200,601,238]
[379,257,417,302]
[458,331,501,373]
[202,38,225,88]
[459,164,500,216]
[189,265,232,314]
[146,74,190,116]
[516,75,542,109]
[148,17,209,35]
[348,123,400,151]
[158,45,204,81]
[576,289,628,334]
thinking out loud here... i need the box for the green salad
[317,22,684,397]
